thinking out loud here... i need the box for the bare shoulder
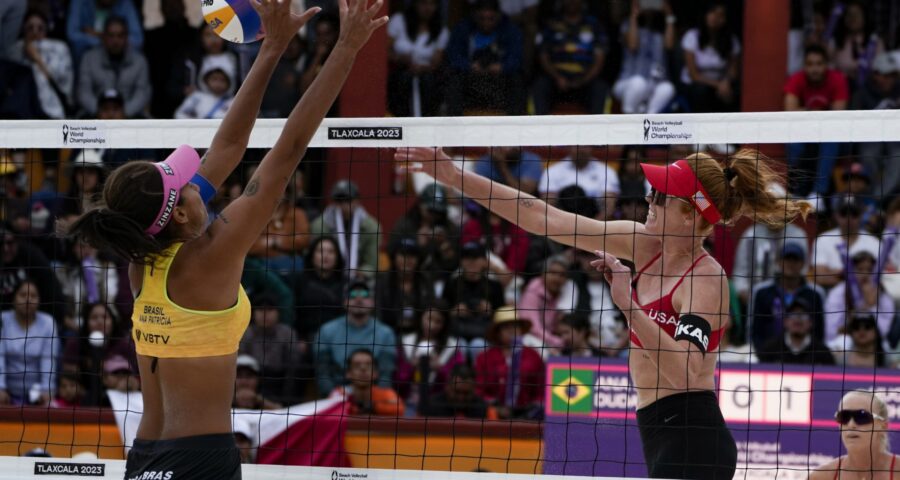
[809,458,840,479]
[675,256,729,322]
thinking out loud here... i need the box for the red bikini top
[629,252,724,352]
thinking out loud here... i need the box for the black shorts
[124,433,241,480]
[636,391,737,480]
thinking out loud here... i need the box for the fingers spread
[367,0,384,16]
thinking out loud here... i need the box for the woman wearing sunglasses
[811,390,898,479]
[397,146,810,479]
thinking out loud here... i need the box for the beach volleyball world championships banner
[543,358,900,479]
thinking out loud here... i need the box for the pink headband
[145,145,201,236]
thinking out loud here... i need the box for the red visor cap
[640,159,722,224]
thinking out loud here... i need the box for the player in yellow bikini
[66,1,387,478]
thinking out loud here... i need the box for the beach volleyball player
[66,1,387,478]
[397,147,810,479]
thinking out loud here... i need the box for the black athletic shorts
[124,433,241,480]
[636,391,737,480]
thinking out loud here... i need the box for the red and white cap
[640,159,723,224]
[145,145,201,236]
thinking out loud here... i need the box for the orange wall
[0,409,542,474]
[346,432,542,473]
[0,420,124,459]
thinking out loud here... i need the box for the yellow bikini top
[131,243,251,358]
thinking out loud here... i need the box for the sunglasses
[646,188,667,206]
[835,409,885,425]
[348,289,370,299]
[646,188,692,208]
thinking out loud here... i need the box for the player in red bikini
[397,147,810,479]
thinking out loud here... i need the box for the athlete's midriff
[628,251,722,409]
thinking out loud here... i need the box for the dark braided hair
[63,162,179,264]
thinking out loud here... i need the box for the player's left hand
[591,250,633,311]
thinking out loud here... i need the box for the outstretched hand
[338,0,390,52]
[394,147,459,185]
[252,0,321,48]
[590,250,634,312]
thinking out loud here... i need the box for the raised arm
[396,147,645,262]
[209,0,388,256]
[197,0,322,189]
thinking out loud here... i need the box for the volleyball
[201,0,264,44]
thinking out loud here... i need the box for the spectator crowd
[1,0,900,464]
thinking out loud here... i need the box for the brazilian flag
[550,367,594,414]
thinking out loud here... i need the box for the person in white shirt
[679,2,740,112]
[824,244,895,345]
[387,0,449,117]
[8,10,73,119]
[539,146,619,219]
[812,195,881,288]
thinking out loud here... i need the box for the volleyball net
[0,110,899,479]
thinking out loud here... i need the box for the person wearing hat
[853,51,900,199]
[239,292,304,401]
[473,306,544,419]
[96,88,125,120]
[59,149,106,219]
[92,88,158,167]
[64,3,387,479]
[748,242,825,353]
[812,194,882,288]
[314,279,398,397]
[233,354,282,410]
[398,143,812,477]
[756,295,835,366]
[374,236,434,334]
[174,55,237,120]
[309,179,383,279]
[101,354,140,393]
[824,242,896,346]
[390,182,461,285]
[441,241,505,358]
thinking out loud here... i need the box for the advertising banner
[543,358,900,479]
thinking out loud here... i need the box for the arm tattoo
[217,214,230,224]
[244,178,260,197]
[519,198,535,208]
